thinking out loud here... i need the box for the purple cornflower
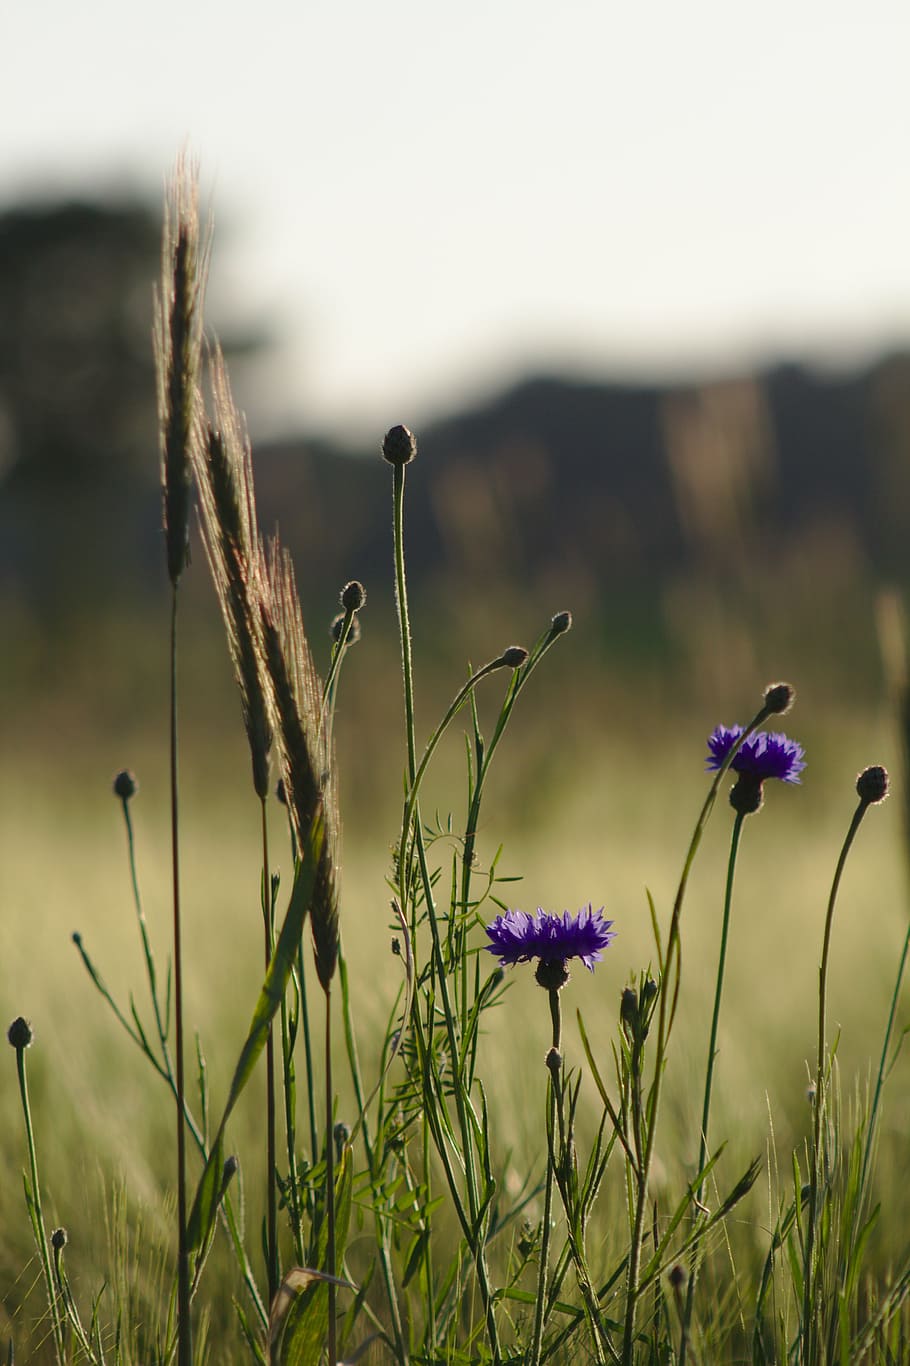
[706,724,805,785]
[485,905,615,980]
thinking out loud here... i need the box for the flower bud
[330,612,361,645]
[668,1263,687,1290]
[856,765,889,805]
[500,645,528,669]
[620,987,639,1038]
[763,682,795,715]
[382,424,417,466]
[340,580,366,612]
[112,770,138,801]
[7,1017,33,1050]
[550,610,572,636]
[51,1228,68,1251]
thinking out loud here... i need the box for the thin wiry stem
[14,1044,66,1364]
[170,586,192,1366]
[621,701,773,1366]
[802,796,869,1365]
[262,796,279,1307]
[391,455,501,1362]
[680,808,746,1362]
[121,795,172,1070]
[325,988,337,1366]
[531,989,563,1366]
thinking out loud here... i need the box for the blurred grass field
[3,595,908,1355]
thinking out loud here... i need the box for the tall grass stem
[679,808,745,1361]
[169,586,192,1366]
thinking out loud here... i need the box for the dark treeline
[2,198,909,633]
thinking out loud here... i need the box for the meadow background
[1,187,910,1359]
[2,4,910,1352]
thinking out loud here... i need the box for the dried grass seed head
[194,348,272,798]
[155,156,210,587]
[261,536,340,989]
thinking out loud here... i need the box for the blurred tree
[0,200,265,616]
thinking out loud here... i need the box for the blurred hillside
[1,198,909,711]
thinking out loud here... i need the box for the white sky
[3,1,909,439]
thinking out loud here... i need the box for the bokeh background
[3,1,910,1354]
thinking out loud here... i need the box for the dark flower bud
[112,770,138,801]
[535,958,570,992]
[275,778,288,806]
[730,773,764,816]
[545,1046,562,1075]
[340,580,366,612]
[51,1228,68,1251]
[640,979,658,1007]
[550,610,572,636]
[517,1218,538,1259]
[856,765,889,805]
[668,1263,687,1290]
[620,987,639,1038]
[330,612,361,645]
[223,1154,240,1183]
[382,424,417,466]
[763,682,795,715]
[500,645,528,669]
[334,1121,351,1161]
[391,937,401,956]
[7,1017,33,1050]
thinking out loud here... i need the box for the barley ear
[193,347,272,798]
[155,155,210,586]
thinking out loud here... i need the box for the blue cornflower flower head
[706,724,805,784]
[485,905,615,989]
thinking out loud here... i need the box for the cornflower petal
[485,904,615,972]
[706,723,805,784]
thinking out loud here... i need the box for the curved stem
[680,809,746,1362]
[802,797,869,1364]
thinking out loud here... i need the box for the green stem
[262,797,279,1307]
[679,809,746,1362]
[531,988,563,1366]
[391,455,501,1360]
[170,585,192,1366]
[620,703,771,1366]
[802,797,869,1365]
[121,797,172,1069]
[325,988,337,1366]
[15,1046,65,1364]
[392,462,417,785]
[298,941,319,1164]
[338,950,407,1361]
[859,905,910,1203]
